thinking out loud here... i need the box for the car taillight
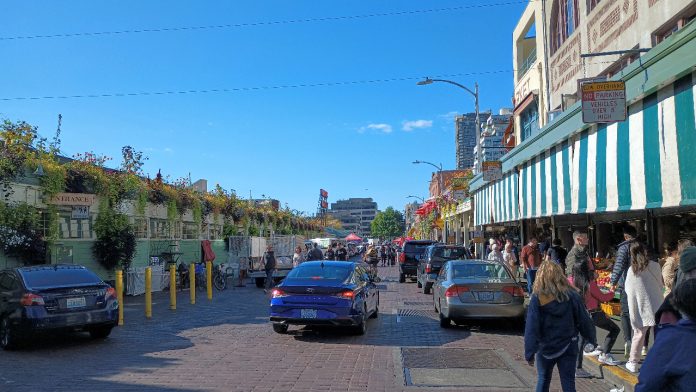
[399,253,406,263]
[271,289,288,298]
[105,287,117,300]
[502,286,525,297]
[445,286,469,297]
[333,290,355,300]
[425,264,432,274]
[20,293,45,306]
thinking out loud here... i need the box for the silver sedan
[432,259,525,328]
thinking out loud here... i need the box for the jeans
[592,310,620,354]
[526,269,538,293]
[536,343,577,392]
[265,269,274,290]
[619,288,632,344]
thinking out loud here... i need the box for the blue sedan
[269,261,379,335]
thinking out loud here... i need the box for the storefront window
[57,213,93,239]
[133,217,148,239]
[182,222,200,239]
[520,105,539,141]
[150,218,181,239]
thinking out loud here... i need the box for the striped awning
[474,171,520,226]
[520,71,696,218]
[476,71,696,224]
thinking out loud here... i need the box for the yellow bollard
[145,267,152,319]
[115,270,124,326]
[190,263,196,304]
[206,261,213,300]
[169,264,176,310]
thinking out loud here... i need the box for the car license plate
[300,309,317,319]
[478,292,494,301]
[66,297,86,309]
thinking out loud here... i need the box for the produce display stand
[594,259,621,317]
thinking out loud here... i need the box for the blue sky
[1,1,526,214]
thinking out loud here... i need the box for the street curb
[584,355,638,392]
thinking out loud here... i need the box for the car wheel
[255,278,265,288]
[89,325,113,339]
[398,273,405,283]
[0,317,18,350]
[438,302,451,328]
[272,323,289,334]
[423,283,431,295]
[353,307,368,335]
[417,279,422,288]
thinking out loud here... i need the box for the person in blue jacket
[636,278,696,392]
[525,261,597,392]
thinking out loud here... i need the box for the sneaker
[641,346,648,356]
[625,361,639,373]
[584,349,603,357]
[599,353,622,366]
[575,368,592,378]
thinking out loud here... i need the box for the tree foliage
[370,207,404,239]
[92,201,136,270]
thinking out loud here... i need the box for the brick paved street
[0,264,614,392]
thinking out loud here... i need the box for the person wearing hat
[655,245,696,327]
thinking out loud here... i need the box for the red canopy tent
[345,233,362,242]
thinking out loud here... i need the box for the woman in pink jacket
[570,261,622,367]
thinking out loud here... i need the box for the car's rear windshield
[19,267,103,290]
[404,242,434,253]
[452,263,511,280]
[433,247,468,260]
[286,265,352,281]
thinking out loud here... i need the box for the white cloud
[359,123,393,134]
[163,147,174,153]
[402,119,433,131]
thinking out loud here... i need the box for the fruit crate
[601,301,622,316]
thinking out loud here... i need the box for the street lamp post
[417,77,480,173]
[406,195,425,203]
[412,160,443,197]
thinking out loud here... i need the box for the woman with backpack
[525,261,596,392]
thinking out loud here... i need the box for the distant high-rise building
[328,198,378,237]
[455,110,512,170]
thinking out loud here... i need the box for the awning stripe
[677,72,696,203]
[643,93,663,208]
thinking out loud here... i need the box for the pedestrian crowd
[519,225,696,391]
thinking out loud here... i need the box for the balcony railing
[518,48,537,79]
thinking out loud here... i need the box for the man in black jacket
[610,225,638,357]
[261,245,276,293]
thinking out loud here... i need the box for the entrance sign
[581,81,627,123]
[50,193,96,206]
[482,161,502,182]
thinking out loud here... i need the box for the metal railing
[518,48,537,79]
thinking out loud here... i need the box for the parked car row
[401,240,526,329]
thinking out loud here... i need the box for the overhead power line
[0,59,620,102]
[0,70,513,101]
[0,1,531,41]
